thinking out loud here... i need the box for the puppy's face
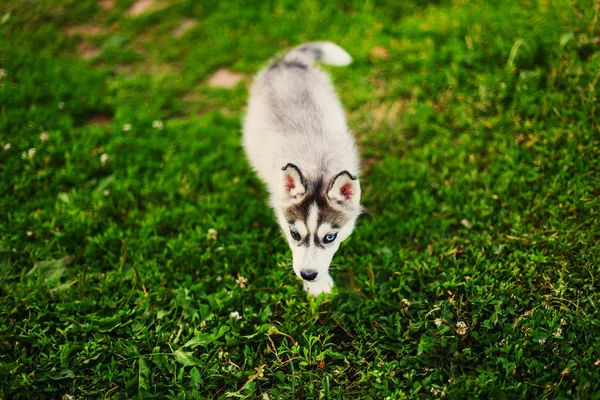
[276,164,361,284]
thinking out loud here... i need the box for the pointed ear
[327,171,360,208]
[281,163,306,200]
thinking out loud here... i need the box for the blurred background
[1,0,599,398]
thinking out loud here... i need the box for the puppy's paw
[303,274,334,296]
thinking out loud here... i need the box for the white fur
[243,42,361,295]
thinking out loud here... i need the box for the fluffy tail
[282,42,352,67]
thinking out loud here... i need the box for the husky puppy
[243,42,361,296]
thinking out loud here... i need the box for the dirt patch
[64,24,105,38]
[370,46,389,61]
[88,113,113,126]
[77,42,101,59]
[99,0,115,11]
[126,0,168,16]
[372,99,407,131]
[127,0,154,16]
[114,62,179,77]
[207,69,245,88]
[171,19,197,38]
[64,22,116,60]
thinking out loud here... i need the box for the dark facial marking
[313,232,324,249]
[301,234,310,248]
[283,177,350,233]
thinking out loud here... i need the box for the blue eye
[323,233,337,244]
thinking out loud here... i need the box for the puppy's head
[276,163,361,284]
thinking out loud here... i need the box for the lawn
[1,0,599,398]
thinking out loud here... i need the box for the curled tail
[281,42,352,67]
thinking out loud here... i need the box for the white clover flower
[28,148,36,158]
[539,338,546,344]
[40,132,49,142]
[3,143,10,150]
[216,275,222,281]
[456,321,468,336]
[434,318,443,327]
[400,299,410,309]
[58,102,65,109]
[103,189,110,196]
[152,120,164,129]
[122,123,132,132]
[27,231,33,237]
[230,311,242,320]
[207,228,217,240]
[100,153,109,166]
[553,328,562,337]
[236,274,247,288]
[561,319,567,325]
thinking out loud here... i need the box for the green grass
[1,0,599,398]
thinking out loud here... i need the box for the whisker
[270,234,285,244]
[344,241,359,251]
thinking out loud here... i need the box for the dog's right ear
[281,163,306,200]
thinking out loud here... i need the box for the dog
[243,42,361,296]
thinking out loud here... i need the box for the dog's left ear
[327,171,360,208]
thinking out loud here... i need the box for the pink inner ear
[285,175,296,193]
[340,183,353,200]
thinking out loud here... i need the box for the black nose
[300,270,318,281]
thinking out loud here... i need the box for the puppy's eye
[290,229,301,241]
[323,233,337,244]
